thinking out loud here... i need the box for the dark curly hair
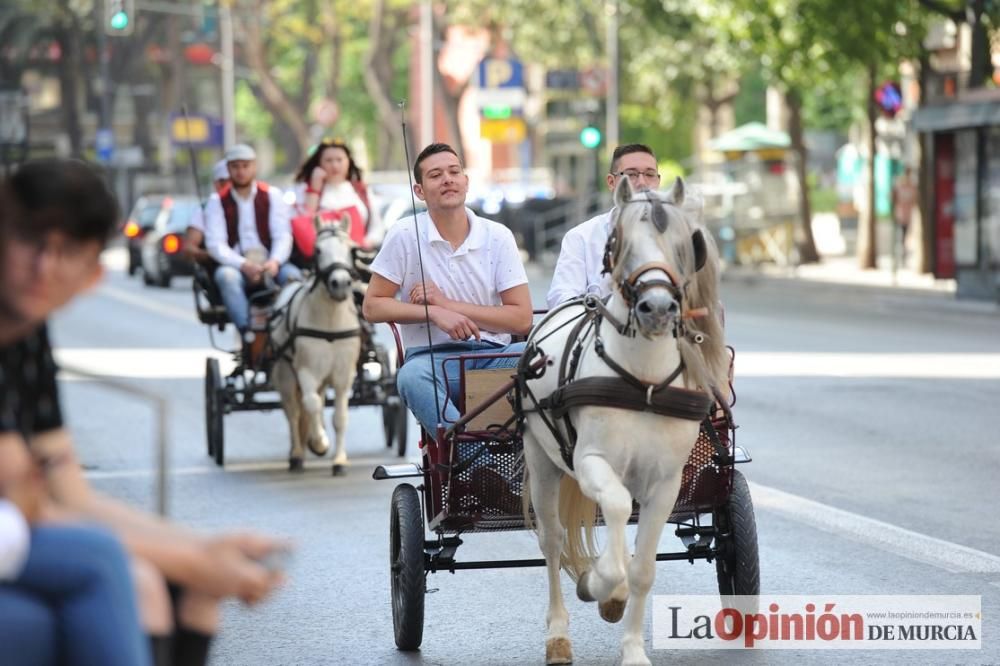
[294,140,363,184]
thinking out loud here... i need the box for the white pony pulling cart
[373,178,760,665]
[196,216,409,471]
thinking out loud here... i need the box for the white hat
[224,143,256,162]
[212,159,229,181]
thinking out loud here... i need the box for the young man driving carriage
[362,143,533,436]
[203,144,301,344]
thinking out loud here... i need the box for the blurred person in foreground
[203,144,300,340]
[184,159,231,265]
[0,158,287,665]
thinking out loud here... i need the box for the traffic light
[579,125,602,149]
[105,0,135,36]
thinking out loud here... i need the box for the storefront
[912,95,1000,301]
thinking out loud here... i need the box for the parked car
[122,195,169,275]
[140,196,201,288]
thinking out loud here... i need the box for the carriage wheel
[390,483,425,651]
[205,358,225,467]
[714,469,760,608]
[394,402,408,458]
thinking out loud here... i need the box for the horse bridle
[310,226,358,297]
[600,199,687,330]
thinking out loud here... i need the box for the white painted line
[735,352,1000,379]
[97,283,197,324]
[54,348,236,380]
[85,455,414,479]
[750,481,1000,574]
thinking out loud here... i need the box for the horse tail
[558,475,599,583]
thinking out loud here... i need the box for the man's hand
[429,306,480,341]
[410,281,451,307]
[240,261,263,284]
[262,259,280,278]
[203,534,287,605]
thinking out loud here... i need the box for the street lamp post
[605,0,619,155]
[219,0,236,148]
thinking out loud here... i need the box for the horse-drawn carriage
[196,221,408,469]
[373,179,761,665]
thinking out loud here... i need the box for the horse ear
[613,172,633,208]
[667,176,686,207]
[691,228,707,272]
[339,213,352,237]
[313,214,323,233]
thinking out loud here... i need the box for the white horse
[520,177,729,665]
[271,218,362,473]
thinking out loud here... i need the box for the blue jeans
[397,340,525,434]
[0,524,150,666]
[214,263,302,330]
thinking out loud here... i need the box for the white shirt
[546,210,614,308]
[294,181,384,246]
[204,182,292,268]
[370,208,528,350]
[0,499,29,581]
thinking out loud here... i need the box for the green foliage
[733,69,767,126]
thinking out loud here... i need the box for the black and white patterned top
[0,325,64,442]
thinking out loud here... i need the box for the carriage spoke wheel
[205,358,225,467]
[714,469,760,610]
[390,483,425,651]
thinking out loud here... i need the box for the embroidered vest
[220,182,271,250]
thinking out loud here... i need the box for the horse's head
[312,215,356,302]
[604,176,709,339]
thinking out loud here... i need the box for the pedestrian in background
[892,167,918,264]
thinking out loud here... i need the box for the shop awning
[911,99,1000,131]
[708,122,790,152]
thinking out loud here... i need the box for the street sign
[95,128,115,163]
[475,87,527,108]
[480,118,527,144]
[579,67,608,96]
[545,70,579,90]
[477,57,524,89]
[168,113,223,147]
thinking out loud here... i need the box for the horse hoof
[306,438,329,457]
[545,637,573,664]
[599,597,626,623]
[575,572,595,603]
[331,464,347,477]
[288,458,304,473]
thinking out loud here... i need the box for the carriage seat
[192,263,231,328]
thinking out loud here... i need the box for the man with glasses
[547,144,662,307]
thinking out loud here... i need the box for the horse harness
[268,227,362,363]
[514,198,720,470]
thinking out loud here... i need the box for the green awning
[911,99,1000,131]
[708,122,791,152]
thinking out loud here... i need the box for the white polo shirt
[0,499,29,581]
[370,208,528,350]
[546,210,614,308]
[204,182,293,268]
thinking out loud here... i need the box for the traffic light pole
[605,0,619,154]
[219,0,236,148]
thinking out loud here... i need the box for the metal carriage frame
[194,263,409,467]
[373,319,761,651]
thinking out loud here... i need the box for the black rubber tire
[715,469,760,605]
[390,483,424,651]
[205,358,224,466]
[382,401,396,449]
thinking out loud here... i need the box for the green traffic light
[110,10,129,30]
[579,126,601,149]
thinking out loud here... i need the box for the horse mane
[610,186,729,396]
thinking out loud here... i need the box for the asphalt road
[48,248,1000,665]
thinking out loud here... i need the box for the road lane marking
[54,349,236,380]
[84,455,414,479]
[750,481,1000,574]
[735,352,1000,379]
[54,348,1000,380]
[97,283,197,323]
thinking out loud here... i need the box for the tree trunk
[54,10,83,156]
[968,0,991,88]
[248,82,303,171]
[363,0,406,170]
[786,89,819,264]
[916,51,932,274]
[859,63,878,269]
[243,4,311,159]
